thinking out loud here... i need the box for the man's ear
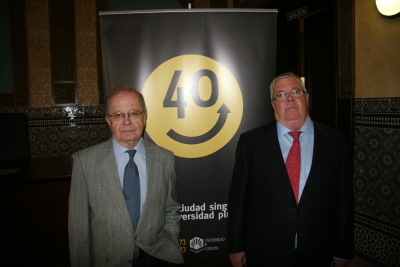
[105,116,111,128]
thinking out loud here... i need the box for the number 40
[163,70,219,118]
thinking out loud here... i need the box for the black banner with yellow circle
[100,9,277,266]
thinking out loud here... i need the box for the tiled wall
[353,97,400,266]
[2,100,400,264]
[0,106,109,158]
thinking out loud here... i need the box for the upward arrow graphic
[167,103,231,145]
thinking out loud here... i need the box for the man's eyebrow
[276,87,301,93]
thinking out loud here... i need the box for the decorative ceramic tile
[0,106,108,157]
[0,106,105,117]
[355,98,400,113]
[354,98,400,265]
[355,212,400,238]
[355,116,400,126]
[29,124,108,158]
[28,117,105,127]
[355,221,400,266]
[353,126,400,225]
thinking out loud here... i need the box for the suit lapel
[298,122,329,205]
[98,139,133,233]
[136,139,160,230]
[261,123,297,203]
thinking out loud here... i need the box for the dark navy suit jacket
[227,120,354,266]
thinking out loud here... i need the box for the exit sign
[287,6,308,21]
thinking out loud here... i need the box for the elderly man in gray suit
[68,85,184,267]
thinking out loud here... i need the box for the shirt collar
[112,138,146,157]
[276,116,314,137]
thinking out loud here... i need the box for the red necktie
[286,131,301,204]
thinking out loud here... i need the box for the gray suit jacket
[68,138,184,267]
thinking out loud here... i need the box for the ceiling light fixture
[376,0,400,17]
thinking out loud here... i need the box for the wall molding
[0,106,105,118]
[355,98,400,114]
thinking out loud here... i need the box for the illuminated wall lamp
[376,0,400,17]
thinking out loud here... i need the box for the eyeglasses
[272,89,306,102]
[107,109,144,121]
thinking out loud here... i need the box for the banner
[100,9,277,266]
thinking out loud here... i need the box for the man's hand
[331,258,350,267]
[229,252,246,267]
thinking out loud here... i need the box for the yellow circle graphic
[142,54,243,158]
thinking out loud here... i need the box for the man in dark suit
[69,86,184,266]
[227,72,354,267]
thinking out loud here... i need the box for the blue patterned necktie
[123,149,140,260]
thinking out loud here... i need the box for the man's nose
[286,94,294,101]
[122,114,132,123]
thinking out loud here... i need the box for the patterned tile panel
[28,117,105,127]
[355,98,400,113]
[355,212,400,239]
[355,116,400,126]
[0,106,105,117]
[0,106,108,157]
[353,126,400,225]
[354,97,400,266]
[29,124,108,158]
[355,221,400,267]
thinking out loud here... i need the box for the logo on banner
[190,237,204,253]
[142,54,243,158]
[187,236,225,253]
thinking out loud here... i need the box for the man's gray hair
[269,72,307,100]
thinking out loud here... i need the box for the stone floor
[349,256,377,267]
